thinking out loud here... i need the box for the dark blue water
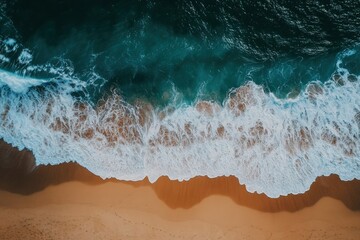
[1,0,360,103]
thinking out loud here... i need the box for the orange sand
[0,140,360,239]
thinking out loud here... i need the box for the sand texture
[0,140,360,239]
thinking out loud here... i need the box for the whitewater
[1,0,360,198]
[1,54,359,198]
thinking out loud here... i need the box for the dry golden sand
[0,140,360,239]
[1,182,360,240]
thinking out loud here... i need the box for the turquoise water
[2,0,360,103]
[0,1,360,197]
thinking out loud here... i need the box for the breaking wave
[0,57,359,197]
[1,0,360,198]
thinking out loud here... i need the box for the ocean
[0,0,359,197]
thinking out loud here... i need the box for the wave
[1,59,359,198]
[0,70,48,93]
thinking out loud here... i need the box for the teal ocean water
[0,1,359,197]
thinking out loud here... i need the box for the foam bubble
[18,49,33,64]
[3,38,18,53]
[0,66,359,197]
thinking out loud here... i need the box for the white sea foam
[3,38,18,53]
[18,49,33,64]
[0,66,359,197]
[0,70,48,93]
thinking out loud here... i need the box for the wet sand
[1,140,360,239]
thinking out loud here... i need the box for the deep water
[0,0,360,197]
[2,0,360,102]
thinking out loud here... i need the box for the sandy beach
[1,1,360,239]
[1,141,360,239]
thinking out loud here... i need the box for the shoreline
[1,140,360,239]
[1,140,360,212]
[1,178,360,239]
